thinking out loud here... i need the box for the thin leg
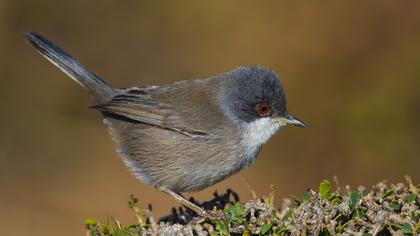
[159,187,212,218]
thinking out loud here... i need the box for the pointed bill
[276,114,306,128]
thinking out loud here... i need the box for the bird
[25,32,306,219]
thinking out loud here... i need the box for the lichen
[85,176,419,235]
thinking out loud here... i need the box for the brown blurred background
[1,1,419,235]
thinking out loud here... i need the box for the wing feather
[92,88,211,137]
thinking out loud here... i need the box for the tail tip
[25,31,37,41]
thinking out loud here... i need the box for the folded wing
[92,86,212,137]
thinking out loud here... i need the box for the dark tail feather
[25,32,114,102]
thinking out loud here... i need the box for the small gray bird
[26,32,305,218]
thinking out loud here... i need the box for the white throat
[240,118,282,166]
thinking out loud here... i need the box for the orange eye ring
[256,102,272,117]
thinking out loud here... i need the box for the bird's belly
[103,116,248,192]
[148,136,246,192]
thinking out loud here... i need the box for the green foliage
[302,191,311,202]
[406,193,417,203]
[387,222,413,234]
[349,191,362,210]
[273,225,288,234]
[319,180,331,200]
[85,178,419,235]
[85,217,143,236]
[259,223,273,235]
[214,219,230,236]
[225,202,245,224]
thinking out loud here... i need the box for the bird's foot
[159,187,226,222]
[191,210,226,224]
[195,208,225,220]
[207,210,226,220]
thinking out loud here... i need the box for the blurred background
[1,1,419,235]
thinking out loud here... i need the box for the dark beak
[283,114,306,128]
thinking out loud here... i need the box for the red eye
[256,102,272,117]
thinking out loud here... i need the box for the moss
[86,176,419,235]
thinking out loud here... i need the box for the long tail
[25,32,114,102]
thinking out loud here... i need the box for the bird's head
[219,66,305,147]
